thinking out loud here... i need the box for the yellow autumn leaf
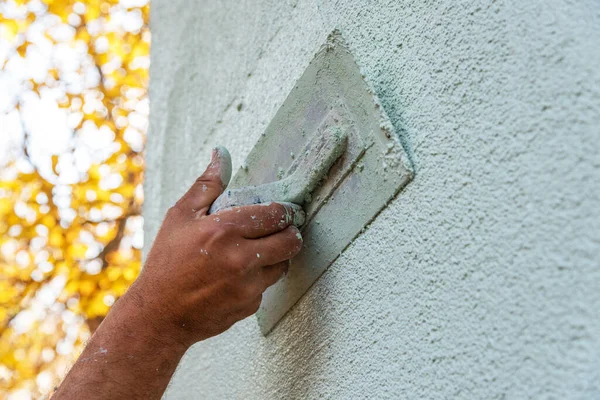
[51,155,60,175]
[1,20,19,40]
[16,41,29,57]
[85,5,101,21]
[1,0,148,396]
[0,198,12,214]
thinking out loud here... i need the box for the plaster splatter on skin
[213,202,305,228]
[78,347,109,363]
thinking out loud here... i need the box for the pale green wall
[146,1,600,398]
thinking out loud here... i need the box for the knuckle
[192,176,222,196]
[166,204,185,219]
[218,220,237,234]
[198,224,221,244]
[194,174,217,185]
[201,222,232,244]
[228,253,251,274]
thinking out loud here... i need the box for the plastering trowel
[209,30,413,335]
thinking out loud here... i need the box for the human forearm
[53,285,188,399]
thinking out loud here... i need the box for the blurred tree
[0,0,149,397]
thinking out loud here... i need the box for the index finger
[214,202,305,239]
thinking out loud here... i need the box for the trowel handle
[208,126,348,214]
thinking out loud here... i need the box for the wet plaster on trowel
[148,1,600,399]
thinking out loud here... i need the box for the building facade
[146,1,600,398]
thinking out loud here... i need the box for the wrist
[113,283,191,354]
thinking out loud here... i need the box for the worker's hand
[126,147,304,347]
[55,147,304,399]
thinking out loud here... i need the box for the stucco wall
[146,1,600,398]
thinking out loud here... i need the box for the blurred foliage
[0,0,149,397]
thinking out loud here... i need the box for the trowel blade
[228,30,413,335]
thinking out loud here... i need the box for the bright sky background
[0,0,148,181]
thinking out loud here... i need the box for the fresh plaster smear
[147,0,600,398]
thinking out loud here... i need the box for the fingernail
[207,146,232,188]
[291,225,303,242]
[294,209,306,227]
[280,202,306,227]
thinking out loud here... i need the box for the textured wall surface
[146,1,600,398]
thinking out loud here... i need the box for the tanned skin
[53,148,304,399]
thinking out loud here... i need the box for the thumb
[204,145,232,188]
[175,146,232,216]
